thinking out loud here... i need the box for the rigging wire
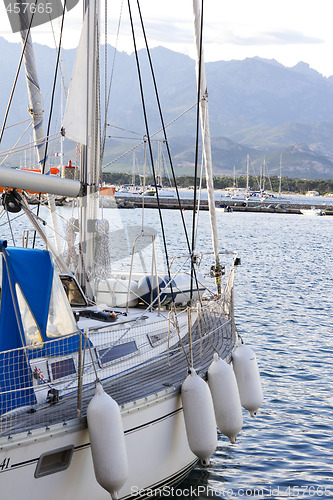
[0,0,38,144]
[108,124,144,137]
[5,207,16,247]
[132,0,204,320]
[49,17,69,95]
[125,0,204,316]
[31,0,67,246]
[135,0,207,321]
[0,132,61,159]
[0,118,31,131]
[0,121,33,166]
[128,0,177,302]
[40,0,67,177]
[135,0,192,254]
[103,101,197,169]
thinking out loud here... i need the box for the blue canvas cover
[0,242,54,412]
[0,242,54,351]
[0,242,84,414]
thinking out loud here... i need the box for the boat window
[15,283,43,346]
[46,272,80,338]
[60,275,87,307]
[49,357,76,381]
[97,341,138,366]
[35,445,74,478]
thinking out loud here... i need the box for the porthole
[35,445,74,478]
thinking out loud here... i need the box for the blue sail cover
[0,242,54,413]
[0,243,53,351]
[0,242,84,413]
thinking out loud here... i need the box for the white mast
[80,0,100,296]
[192,0,222,293]
[63,0,100,296]
[246,154,250,191]
[279,153,282,198]
[60,86,64,168]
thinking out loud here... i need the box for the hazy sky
[1,0,333,77]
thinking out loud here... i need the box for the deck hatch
[97,340,138,366]
[49,357,76,380]
[34,445,74,478]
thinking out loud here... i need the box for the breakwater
[110,195,333,215]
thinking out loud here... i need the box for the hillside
[1,37,333,179]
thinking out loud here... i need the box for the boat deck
[0,300,235,438]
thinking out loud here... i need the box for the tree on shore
[102,173,333,196]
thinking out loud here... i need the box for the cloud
[138,20,194,45]
[224,29,324,47]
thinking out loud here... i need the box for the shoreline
[108,194,333,214]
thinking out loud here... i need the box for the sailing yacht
[0,2,262,499]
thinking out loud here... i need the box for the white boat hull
[300,208,325,216]
[0,389,195,499]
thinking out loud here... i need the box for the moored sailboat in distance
[222,153,290,203]
[0,1,262,498]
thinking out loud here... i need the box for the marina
[112,192,333,215]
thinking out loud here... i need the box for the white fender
[208,353,243,443]
[87,383,128,499]
[232,344,263,417]
[181,368,217,465]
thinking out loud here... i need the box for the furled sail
[19,28,49,172]
[18,13,64,253]
[62,11,88,145]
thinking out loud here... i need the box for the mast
[60,86,64,168]
[63,0,101,296]
[18,9,62,253]
[80,0,101,296]
[192,0,222,293]
[279,153,282,198]
[246,154,250,191]
[132,152,136,186]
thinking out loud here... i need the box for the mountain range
[1,36,333,179]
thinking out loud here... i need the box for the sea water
[112,207,333,500]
